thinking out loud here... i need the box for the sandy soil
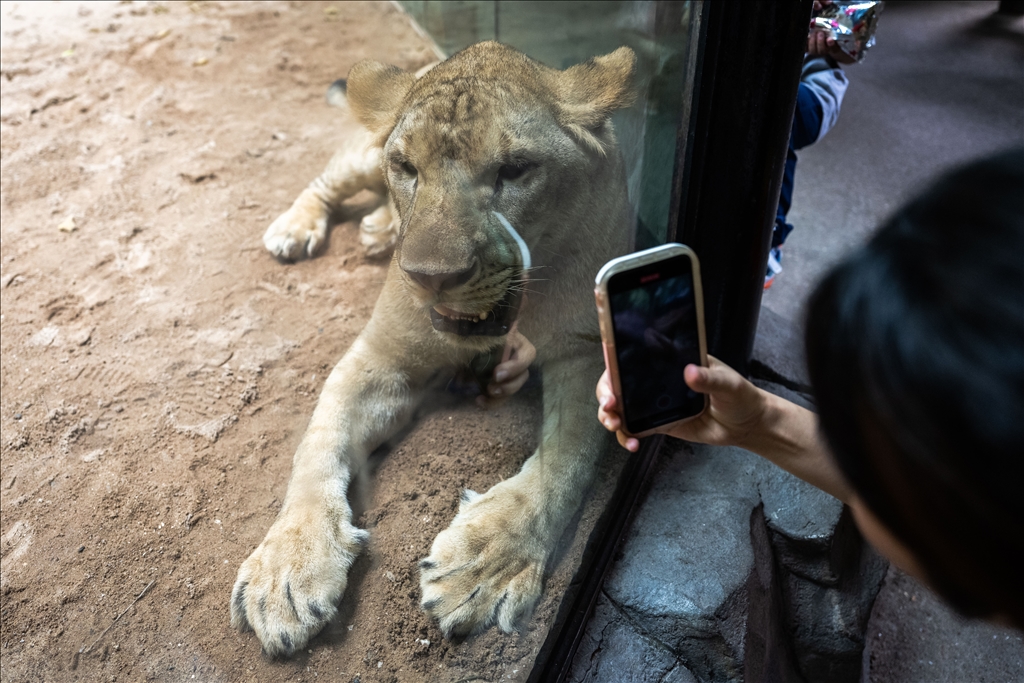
[0,2,624,681]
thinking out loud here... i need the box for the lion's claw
[231,520,368,657]
[262,190,329,261]
[419,488,545,638]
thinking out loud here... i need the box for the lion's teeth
[433,304,494,324]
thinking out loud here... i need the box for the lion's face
[346,42,636,340]
[384,85,586,337]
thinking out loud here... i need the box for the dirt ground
[0,2,625,681]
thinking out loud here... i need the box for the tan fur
[237,41,636,656]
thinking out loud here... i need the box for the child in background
[766,7,858,288]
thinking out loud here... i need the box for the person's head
[805,148,1024,628]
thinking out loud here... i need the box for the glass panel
[238,3,702,681]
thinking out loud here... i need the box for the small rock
[14,413,21,420]
[58,216,76,233]
[68,326,94,347]
[81,448,104,463]
[78,545,85,553]
[193,57,209,67]
[29,326,60,347]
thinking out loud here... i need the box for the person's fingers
[814,31,828,55]
[596,370,616,409]
[811,30,827,56]
[489,368,529,398]
[824,37,856,64]
[683,355,745,395]
[476,393,503,409]
[599,405,622,432]
[616,429,639,452]
[490,364,526,391]
[602,416,620,434]
[494,332,536,382]
[595,369,638,451]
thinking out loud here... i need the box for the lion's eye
[392,159,417,177]
[497,164,529,182]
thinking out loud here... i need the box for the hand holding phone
[598,358,756,452]
[595,243,709,439]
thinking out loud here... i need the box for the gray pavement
[762,0,1024,324]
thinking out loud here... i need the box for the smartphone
[595,243,708,437]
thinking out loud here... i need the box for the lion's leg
[419,354,607,638]
[232,330,428,656]
[263,126,386,261]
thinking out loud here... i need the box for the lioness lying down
[233,41,635,657]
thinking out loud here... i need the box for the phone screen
[608,254,704,433]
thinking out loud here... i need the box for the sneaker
[764,246,783,289]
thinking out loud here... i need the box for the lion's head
[346,41,635,340]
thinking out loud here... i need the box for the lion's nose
[403,262,478,293]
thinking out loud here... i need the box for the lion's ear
[553,47,637,153]
[346,60,416,140]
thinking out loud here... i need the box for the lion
[232,41,636,657]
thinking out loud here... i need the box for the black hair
[805,148,1024,627]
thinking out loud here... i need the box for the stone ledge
[569,438,885,682]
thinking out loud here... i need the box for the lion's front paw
[419,489,546,639]
[231,512,368,657]
[263,190,329,261]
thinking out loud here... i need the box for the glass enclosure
[375,2,705,680]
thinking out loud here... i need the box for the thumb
[684,355,746,396]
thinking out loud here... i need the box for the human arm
[596,356,855,503]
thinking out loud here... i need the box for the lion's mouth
[429,288,523,337]
[428,212,529,338]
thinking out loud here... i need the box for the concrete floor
[761,0,1024,324]
[758,2,1024,681]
